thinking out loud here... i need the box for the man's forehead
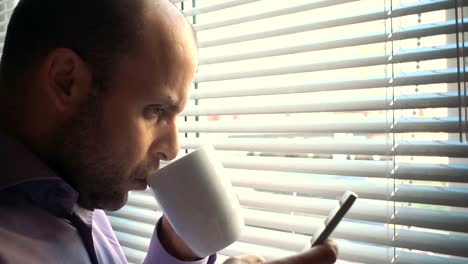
[128,0,196,113]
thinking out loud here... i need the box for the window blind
[0,0,15,50]
[106,1,468,263]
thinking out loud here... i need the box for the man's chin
[87,192,129,212]
[131,178,149,191]
[104,194,129,211]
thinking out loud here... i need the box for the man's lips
[131,163,160,190]
[132,178,148,190]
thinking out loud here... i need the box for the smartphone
[304,191,358,250]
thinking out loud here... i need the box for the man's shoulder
[0,189,75,246]
[0,190,91,264]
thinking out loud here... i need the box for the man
[0,0,338,263]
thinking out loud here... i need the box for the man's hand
[160,214,338,263]
[268,239,338,264]
[159,216,201,261]
[223,240,338,264]
[223,254,266,264]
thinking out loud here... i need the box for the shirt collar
[0,130,79,216]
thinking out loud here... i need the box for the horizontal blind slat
[217,157,468,183]
[121,246,146,264]
[181,139,468,158]
[182,0,261,17]
[160,158,468,184]
[194,0,358,31]
[179,117,462,134]
[229,173,468,207]
[182,92,464,116]
[0,4,14,17]
[220,241,293,261]
[195,44,465,82]
[114,231,150,253]
[191,68,464,99]
[107,215,156,238]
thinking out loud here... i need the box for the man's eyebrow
[160,96,185,113]
[167,103,182,113]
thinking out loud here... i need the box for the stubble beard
[49,94,130,211]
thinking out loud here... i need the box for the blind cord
[461,1,468,142]
[385,0,398,262]
[455,0,464,142]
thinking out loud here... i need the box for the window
[109,1,468,263]
[0,0,15,49]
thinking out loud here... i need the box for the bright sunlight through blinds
[0,0,15,51]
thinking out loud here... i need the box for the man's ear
[40,48,92,114]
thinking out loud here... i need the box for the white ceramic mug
[147,145,244,257]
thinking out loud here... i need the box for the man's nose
[154,119,180,161]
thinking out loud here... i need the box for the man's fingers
[223,254,266,264]
[242,254,266,263]
[266,239,338,264]
[299,240,338,264]
[223,240,338,264]
[246,254,266,262]
[323,239,338,257]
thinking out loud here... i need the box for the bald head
[0,0,195,94]
[0,0,198,211]
[140,0,198,89]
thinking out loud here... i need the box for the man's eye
[144,105,164,119]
